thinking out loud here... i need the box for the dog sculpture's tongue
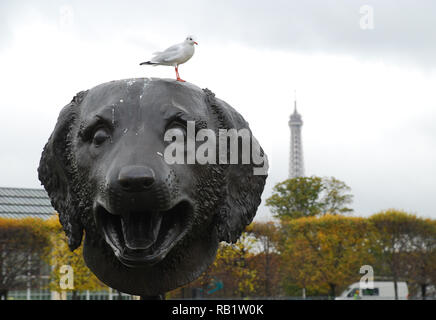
[120,211,162,250]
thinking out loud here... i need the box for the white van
[336,281,408,300]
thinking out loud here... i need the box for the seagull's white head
[185,35,198,46]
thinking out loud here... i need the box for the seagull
[140,36,198,82]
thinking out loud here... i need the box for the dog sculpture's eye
[92,128,110,147]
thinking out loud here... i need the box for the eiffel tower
[288,95,304,178]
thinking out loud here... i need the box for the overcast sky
[0,1,435,221]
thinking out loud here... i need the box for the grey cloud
[4,0,436,67]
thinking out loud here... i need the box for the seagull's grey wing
[151,43,180,58]
[151,44,185,64]
[162,43,183,53]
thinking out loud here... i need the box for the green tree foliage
[44,216,106,299]
[213,234,258,298]
[2,209,435,300]
[168,232,258,299]
[279,215,377,298]
[370,209,436,300]
[266,176,353,219]
[403,219,436,299]
[168,211,436,300]
[246,222,283,297]
[266,176,324,219]
[0,218,50,299]
[321,177,353,215]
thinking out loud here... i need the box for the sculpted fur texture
[38,78,268,297]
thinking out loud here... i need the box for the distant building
[288,97,305,178]
[0,187,54,220]
[0,187,54,300]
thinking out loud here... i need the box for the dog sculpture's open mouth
[95,201,193,267]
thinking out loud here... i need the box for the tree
[370,210,436,299]
[208,232,258,298]
[425,220,436,296]
[321,177,353,215]
[0,218,50,300]
[246,222,282,297]
[168,232,258,299]
[279,215,377,298]
[370,210,421,299]
[266,176,324,219]
[403,219,436,299]
[44,216,106,299]
[266,176,353,220]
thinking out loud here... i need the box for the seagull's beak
[194,42,198,45]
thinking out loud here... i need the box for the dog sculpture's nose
[118,165,155,192]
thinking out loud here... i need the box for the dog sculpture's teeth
[120,211,162,250]
[103,213,125,252]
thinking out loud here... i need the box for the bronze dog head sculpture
[38,78,268,297]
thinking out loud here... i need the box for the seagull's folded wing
[153,44,185,63]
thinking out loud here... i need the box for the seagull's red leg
[175,66,185,82]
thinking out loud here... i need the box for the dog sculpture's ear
[203,89,269,243]
[38,91,88,251]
